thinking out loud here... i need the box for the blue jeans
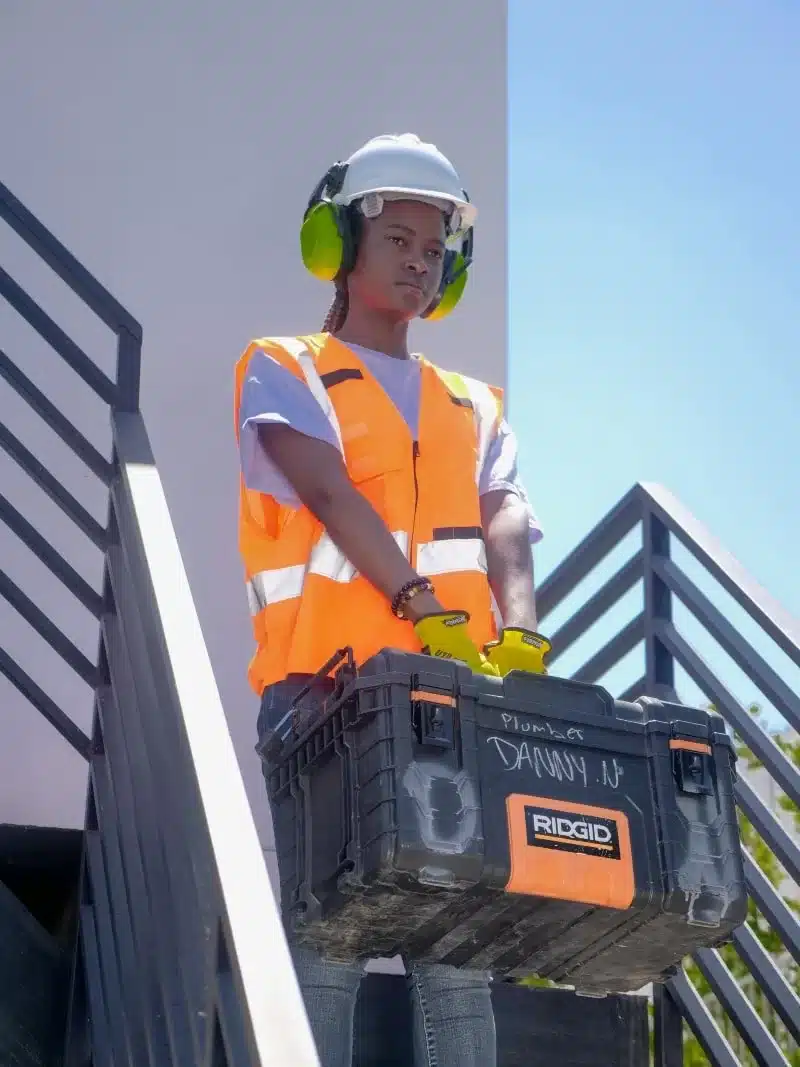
[258,680,497,1067]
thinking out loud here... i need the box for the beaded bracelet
[391,577,435,619]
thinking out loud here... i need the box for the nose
[405,246,428,275]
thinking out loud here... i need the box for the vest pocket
[349,469,389,517]
[345,440,405,484]
[347,453,405,520]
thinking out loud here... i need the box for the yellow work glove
[414,611,500,677]
[484,628,552,677]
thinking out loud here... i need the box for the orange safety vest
[234,332,504,694]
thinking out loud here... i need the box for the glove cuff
[503,627,551,650]
[414,610,470,630]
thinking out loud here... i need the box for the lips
[397,280,425,295]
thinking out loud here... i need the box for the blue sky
[508,2,800,727]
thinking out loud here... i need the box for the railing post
[644,506,684,1064]
[653,984,684,1067]
[114,326,142,413]
[642,507,677,701]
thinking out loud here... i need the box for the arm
[258,424,442,621]
[481,488,538,630]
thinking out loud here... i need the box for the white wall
[0,0,508,867]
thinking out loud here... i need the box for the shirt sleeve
[238,348,339,507]
[478,417,543,544]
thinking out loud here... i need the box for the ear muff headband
[299,165,473,319]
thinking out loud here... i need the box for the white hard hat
[331,134,477,236]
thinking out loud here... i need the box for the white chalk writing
[601,758,624,789]
[487,736,588,788]
[500,712,584,743]
[486,736,626,792]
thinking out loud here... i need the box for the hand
[414,611,500,677]
[484,627,552,677]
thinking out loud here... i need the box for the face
[346,198,447,321]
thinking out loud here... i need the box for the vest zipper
[410,440,420,565]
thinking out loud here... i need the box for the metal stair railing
[537,481,800,1067]
[0,180,320,1067]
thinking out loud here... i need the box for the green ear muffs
[422,229,474,321]
[300,163,357,282]
[300,202,346,282]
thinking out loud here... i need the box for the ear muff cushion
[425,252,469,321]
[300,202,344,281]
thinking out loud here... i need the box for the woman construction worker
[234,133,550,1067]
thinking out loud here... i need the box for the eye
[387,234,406,247]
[427,248,444,260]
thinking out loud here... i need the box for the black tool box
[262,649,747,994]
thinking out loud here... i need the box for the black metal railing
[538,481,800,1067]
[1,181,319,1066]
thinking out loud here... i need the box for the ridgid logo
[524,806,622,860]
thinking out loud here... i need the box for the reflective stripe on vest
[417,531,487,577]
[467,378,502,488]
[274,336,345,454]
[428,366,501,488]
[246,530,410,615]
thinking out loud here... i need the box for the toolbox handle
[291,646,356,734]
[255,648,358,766]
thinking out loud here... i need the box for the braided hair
[321,207,362,334]
[322,285,349,333]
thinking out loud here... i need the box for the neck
[334,306,412,360]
